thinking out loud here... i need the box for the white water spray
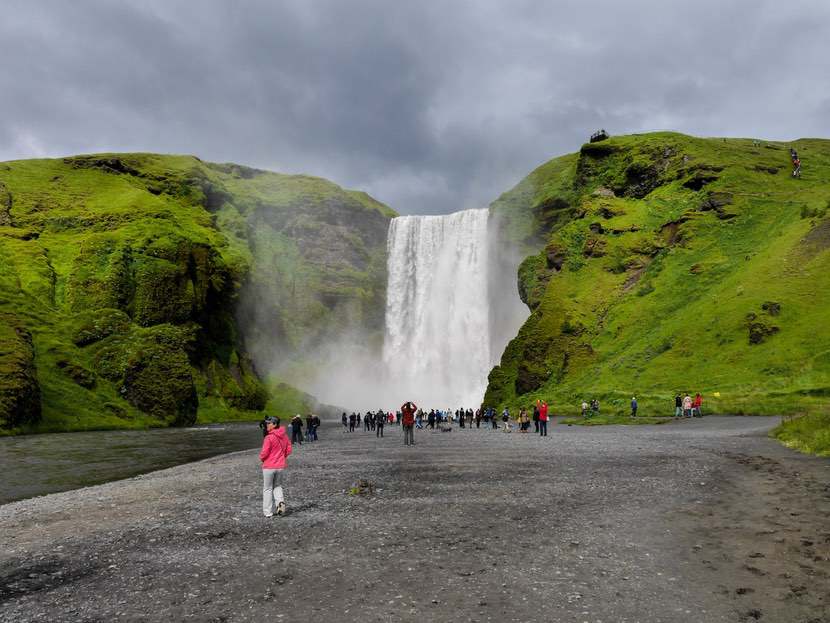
[382,208,492,407]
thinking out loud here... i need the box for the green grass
[0,153,393,433]
[485,133,830,451]
[772,413,830,456]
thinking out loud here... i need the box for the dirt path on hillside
[0,417,827,622]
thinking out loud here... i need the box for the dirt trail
[0,417,827,622]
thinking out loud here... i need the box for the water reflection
[0,423,263,505]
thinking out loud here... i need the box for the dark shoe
[276,502,286,516]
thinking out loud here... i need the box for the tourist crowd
[261,393,706,517]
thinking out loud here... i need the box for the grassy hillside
[0,154,393,433]
[484,132,830,426]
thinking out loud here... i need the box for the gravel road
[1,417,828,623]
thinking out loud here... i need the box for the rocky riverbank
[1,417,827,622]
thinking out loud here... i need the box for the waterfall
[382,208,492,407]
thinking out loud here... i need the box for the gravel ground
[0,416,828,623]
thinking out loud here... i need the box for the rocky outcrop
[0,315,41,428]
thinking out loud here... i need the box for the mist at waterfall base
[246,208,528,412]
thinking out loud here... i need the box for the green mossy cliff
[485,132,830,419]
[0,154,393,433]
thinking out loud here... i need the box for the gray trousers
[403,425,414,445]
[262,468,285,516]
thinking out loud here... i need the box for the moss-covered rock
[72,309,131,346]
[91,324,198,425]
[0,314,41,428]
[55,359,97,389]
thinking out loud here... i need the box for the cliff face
[219,171,395,382]
[485,132,830,417]
[0,154,394,433]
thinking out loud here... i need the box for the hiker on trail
[630,397,638,418]
[683,394,693,418]
[458,408,465,428]
[491,407,499,429]
[692,393,703,417]
[357,413,361,427]
[591,399,600,415]
[364,412,371,432]
[581,401,589,418]
[260,416,292,518]
[790,147,801,177]
[401,401,417,446]
[348,412,356,432]
[415,410,423,429]
[376,409,385,437]
[537,399,549,437]
[342,412,348,430]
[532,404,540,431]
[674,394,682,418]
[501,407,511,432]
[466,409,474,428]
[291,414,304,444]
[475,408,482,428]
[427,409,435,429]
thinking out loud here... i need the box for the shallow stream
[0,423,263,505]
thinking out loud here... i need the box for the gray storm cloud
[1,0,829,214]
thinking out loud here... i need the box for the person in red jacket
[401,401,418,446]
[259,416,292,517]
[692,393,703,417]
[537,399,549,437]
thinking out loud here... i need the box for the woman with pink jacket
[260,416,293,517]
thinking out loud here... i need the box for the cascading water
[382,208,492,407]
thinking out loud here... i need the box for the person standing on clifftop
[401,401,417,446]
[260,416,292,518]
[537,399,549,436]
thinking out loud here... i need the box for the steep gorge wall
[0,154,393,432]
[484,132,830,417]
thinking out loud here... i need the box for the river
[0,423,264,505]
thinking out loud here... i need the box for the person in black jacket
[375,409,385,437]
[311,414,320,440]
[291,414,303,444]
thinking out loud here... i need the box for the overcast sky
[1,1,828,214]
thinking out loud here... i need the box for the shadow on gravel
[0,559,97,602]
